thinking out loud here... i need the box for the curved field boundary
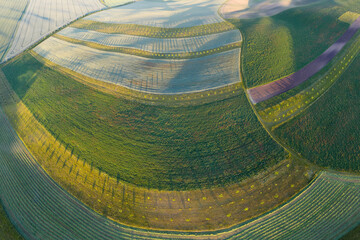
[55,27,242,55]
[0,120,357,240]
[248,16,360,104]
[71,19,236,38]
[100,0,135,7]
[33,37,241,94]
[0,0,29,62]
[4,0,104,62]
[53,33,242,59]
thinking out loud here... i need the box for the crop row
[87,0,225,28]
[71,19,236,38]
[0,0,28,62]
[57,27,242,54]
[100,0,134,7]
[33,37,241,94]
[4,0,104,61]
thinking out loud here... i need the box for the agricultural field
[86,0,225,28]
[33,37,240,94]
[56,27,241,54]
[231,1,352,87]
[3,0,104,61]
[2,52,287,190]
[0,0,28,62]
[273,52,360,172]
[0,0,360,238]
[0,203,23,240]
[247,16,360,104]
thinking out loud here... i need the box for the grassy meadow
[231,1,351,88]
[2,53,286,190]
[0,203,23,240]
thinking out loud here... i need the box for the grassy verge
[231,1,350,88]
[53,34,242,59]
[2,53,286,191]
[71,19,236,38]
[342,224,360,240]
[272,49,360,172]
[0,202,23,240]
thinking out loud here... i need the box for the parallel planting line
[248,16,360,104]
[71,19,236,38]
[53,33,242,59]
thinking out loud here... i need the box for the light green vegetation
[273,50,360,172]
[0,203,24,240]
[71,19,236,38]
[256,31,360,128]
[339,11,360,24]
[0,0,28,61]
[2,53,287,190]
[53,33,242,59]
[230,1,351,88]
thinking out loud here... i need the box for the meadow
[2,53,286,190]
[0,203,23,240]
[231,2,351,88]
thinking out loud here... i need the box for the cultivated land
[56,27,241,54]
[273,51,360,172]
[0,67,311,230]
[3,0,104,61]
[87,0,226,28]
[247,16,360,104]
[100,0,134,7]
[220,0,323,19]
[33,38,241,94]
[231,2,352,88]
[0,203,23,240]
[2,53,286,190]
[0,0,28,61]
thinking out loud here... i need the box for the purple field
[248,16,360,104]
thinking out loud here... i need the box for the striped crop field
[71,19,236,38]
[0,0,28,62]
[100,0,135,7]
[87,0,226,28]
[33,37,241,94]
[56,27,241,54]
[3,0,104,61]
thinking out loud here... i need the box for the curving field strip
[4,0,104,62]
[86,0,225,28]
[56,27,241,54]
[0,121,359,240]
[248,16,360,104]
[33,37,241,94]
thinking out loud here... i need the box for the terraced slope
[3,0,104,62]
[0,0,28,61]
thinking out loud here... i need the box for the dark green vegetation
[231,1,351,88]
[342,224,360,240]
[2,53,287,190]
[0,202,23,240]
[273,53,360,172]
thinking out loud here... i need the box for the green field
[231,2,351,88]
[2,53,287,190]
[273,53,360,172]
[0,202,23,240]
